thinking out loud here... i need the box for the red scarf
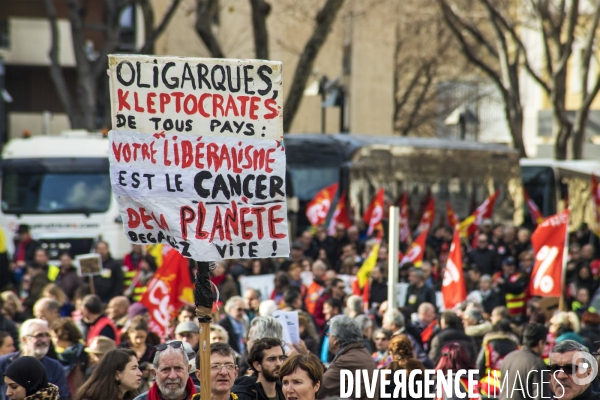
[211,274,227,287]
[146,377,197,400]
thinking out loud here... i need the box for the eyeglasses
[210,363,236,372]
[548,364,579,375]
[155,341,183,352]
[28,333,51,340]
[375,337,388,341]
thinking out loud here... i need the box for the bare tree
[196,0,224,58]
[249,0,271,59]
[282,0,346,132]
[437,0,527,158]
[43,0,182,130]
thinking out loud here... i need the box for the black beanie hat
[4,356,48,396]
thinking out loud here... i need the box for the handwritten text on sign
[109,130,289,259]
[108,55,283,139]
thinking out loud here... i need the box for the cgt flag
[306,183,339,226]
[592,175,600,236]
[400,230,428,267]
[328,191,352,235]
[524,188,544,226]
[141,246,194,337]
[363,188,385,236]
[417,197,435,234]
[530,209,570,297]
[459,189,500,237]
[442,228,466,309]
[446,202,460,227]
[399,192,412,244]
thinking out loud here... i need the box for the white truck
[0,130,131,260]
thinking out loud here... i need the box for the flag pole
[194,261,213,400]
[559,209,571,312]
[388,206,400,309]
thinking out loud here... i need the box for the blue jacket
[0,351,69,400]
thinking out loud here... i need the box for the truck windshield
[521,165,556,216]
[1,158,111,215]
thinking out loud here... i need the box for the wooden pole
[388,206,400,309]
[194,261,213,400]
[88,276,95,294]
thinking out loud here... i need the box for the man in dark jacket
[233,338,285,400]
[404,268,437,315]
[467,234,500,275]
[428,311,477,364]
[548,340,599,400]
[317,315,378,400]
[219,296,247,354]
[92,241,124,303]
[499,323,549,400]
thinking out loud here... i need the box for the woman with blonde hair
[1,291,25,323]
[42,283,74,316]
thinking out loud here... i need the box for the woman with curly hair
[50,317,89,398]
[384,335,426,398]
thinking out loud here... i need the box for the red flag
[306,183,338,226]
[141,246,194,337]
[442,228,466,309]
[417,197,435,233]
[460,189,500,237]
[328,191,352,235]
[524,188,544,226]
[592,175,600,236]
[399,192,412,244]
[363,188,385,236]
[400,230,428,267]
[530,209,570,297]
[446,202,460,227]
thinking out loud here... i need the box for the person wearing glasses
[0,318,68,400]
[192,342,238,400]
[499,323,550,400]
[548,340,599,400]
[134,341,198,400]
[233,338,285,400]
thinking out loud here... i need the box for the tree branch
[43,0,80,128]
[283,0,345,132]
[554,0,579,76]
[444,2,499,59]
[92,0,122,78]
[140,0,183,54]
[249,0,271,60]
[196,0,224,58]
[580,0,600,100]
[401,63,435,136]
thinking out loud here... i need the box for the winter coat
[428,328,477,365]
[499,346,550,400]
[465,320,493,356]
[476,331,519,381]
[467,248,500,276]
[23,383,59,400]
[231,375,284,400]
[92,256,124,302]
[317,342,378,400]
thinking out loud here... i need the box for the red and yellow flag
[141,246,194,337]
[459,189,500,237]
[328,191,352,235]
[530,209,570,297]
[442,228,466,309]
[363,188,385,236]
[306,183,339,226]
[400,230,428,267]
[524,188,544,226]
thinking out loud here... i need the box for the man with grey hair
[33,297,61,326]
[318,315,377,400]
[135,342,198,400]
[345,295,364,319]
[382,308,432,368]
[0,318,69,400]
[549,340,598,400]
[404,267,437,315]
[355,314,374,353]
[477,274,503,314]
[463,307,492,354]
[219,296,247,354]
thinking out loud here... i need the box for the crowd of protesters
[1,218,600,400]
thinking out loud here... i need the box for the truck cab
[0,130,130,260]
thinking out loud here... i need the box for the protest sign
[273,310,300,345]
[107,55,289,260]
[239,274,274,302]
[76,253,102,276]
[108,55,283,139]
